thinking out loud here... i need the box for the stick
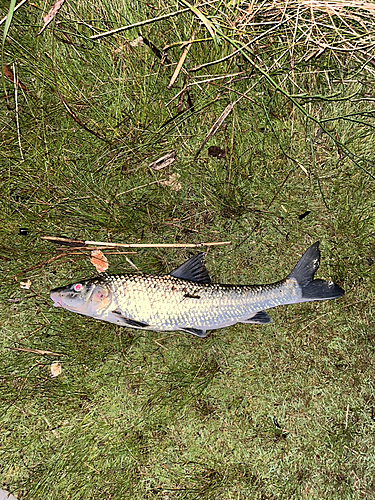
[55,247,137,253]
[85,241,232,248]
[41,236,85,246]
[18,253,70,274]
[6,346,63,356]
[41,235,231,248]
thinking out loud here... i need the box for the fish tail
[288,242,344,301]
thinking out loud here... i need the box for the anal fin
[240,311,273,324]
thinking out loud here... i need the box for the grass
[0,0,375,498]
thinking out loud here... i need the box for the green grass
[1,0,375,498]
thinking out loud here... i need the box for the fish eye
[73,283,83,292]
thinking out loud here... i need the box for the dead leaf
[159,173,182,191]
[90,249,109,272]
[129,36,144,47]
[3,64,27,91]
[50,362,62,378]
[37,0,66,36]
[20,279,32,289]
[208,145,226,158]
[149,151,176,171]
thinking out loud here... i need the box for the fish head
[50,280,113,316]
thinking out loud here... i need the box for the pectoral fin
[109,310,149,328]
[180,327,207,338]
[240,311,273,324]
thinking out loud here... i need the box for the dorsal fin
[169,253,212,284]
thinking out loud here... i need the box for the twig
[42,236,85,246]
[41,235,231,248]
[55,247,137,253]
[6,346,63,357]
[18,253,72,274]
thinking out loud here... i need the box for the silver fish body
[50,242,344,337]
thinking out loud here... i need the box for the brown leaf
[90,249,109,273]
[37,0,66,36]
[2,64,27,91]
[208,146,226,158]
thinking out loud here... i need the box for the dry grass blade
[167,35,194,89]
[6,347,64,356]
[179,0,220,45]
[37,0,66,36]
[116,179,166,196]
[56,87,110,143]
[194,103,234,158]
[90,7,191,40]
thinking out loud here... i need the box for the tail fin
[288,242,344,302]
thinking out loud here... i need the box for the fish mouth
[50,290,63,308]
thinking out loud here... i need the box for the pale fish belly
[105,275,302,331]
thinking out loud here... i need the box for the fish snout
[50,288,63,307]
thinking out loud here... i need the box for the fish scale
[50,242,344,337]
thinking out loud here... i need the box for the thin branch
[41,235,231,248]
[6,346,64,357]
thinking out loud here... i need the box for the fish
[50,242,344,338]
